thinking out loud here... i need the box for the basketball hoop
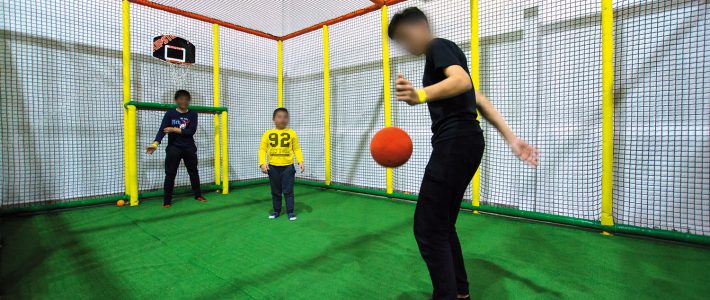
[168,61,192,88]
[152,34,196,88]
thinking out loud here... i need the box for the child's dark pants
[164,145,202,205]
[268,164,296,214]
[414,134,485,300]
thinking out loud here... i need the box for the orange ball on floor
[370,127,413,168]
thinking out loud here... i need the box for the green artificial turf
[2,184,709,299]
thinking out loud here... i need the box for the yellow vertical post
[381,5,393,194]
[600,0,615,226]
[221,112,229,194]
[277,40,284,108]
[213,23,221,187]
[470,0,482,210]
[126,105,139,206]
[122,0,134,202]
[323,25,332,186]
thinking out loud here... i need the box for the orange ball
[370,127,413,168]
[117,200,126,207]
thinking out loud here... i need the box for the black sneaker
[269,212,280,219]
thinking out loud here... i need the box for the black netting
[131,5,215,191]
[388,0,473,200]
[219,28,278,182]
[1,0,124,206]
[1,0,708,239]
[612,0,709,235]
[284,29,325,182]
[329,11,387,190]
[477,0,603,220]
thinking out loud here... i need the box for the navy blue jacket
[154,109,198,148]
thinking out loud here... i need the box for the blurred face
[273,111,289,129]
[392,21,431,56]
[175,96,190,109]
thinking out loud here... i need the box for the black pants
[414,134,485,300]
[164,145,202,205]
[268,164,296,214]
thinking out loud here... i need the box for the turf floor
[1,184,709,299]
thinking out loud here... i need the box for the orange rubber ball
[117,200,126,207]
[370,127,413,168]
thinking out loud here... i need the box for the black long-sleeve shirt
[154,109,198,148]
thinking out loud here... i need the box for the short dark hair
[174,90,191,101]
[273,107,289,119]
[388,7,429,39]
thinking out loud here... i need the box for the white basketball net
[168,62,192,88]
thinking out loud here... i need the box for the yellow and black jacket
[258,128,304,166]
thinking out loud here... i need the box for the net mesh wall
[329,11,386,189]
[282,0,378,36]
[131,5,215,191]
[148,0,375,36]
[478,0,603,220]
[0,0,124,206]
[220,28,278,181]
[284,29,325,181]
[388,0,473,200]
[612,0,709,235]
[1,0,709,238]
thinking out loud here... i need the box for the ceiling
[148,0,380,37]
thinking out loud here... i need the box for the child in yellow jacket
[259,108,304,221]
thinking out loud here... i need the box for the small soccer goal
[123,101,229,206]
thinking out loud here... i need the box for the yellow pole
[213,23,221,186]
[323,25,332,186]
[277,40,284,108]
[221,112,229,194]
[600,0,615,226]
[470,0,482,210]
[122,0,132,200]
[127,105,139,206]
[381,5,393,194]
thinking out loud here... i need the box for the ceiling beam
[129,0,280,41]
[129,0,412,41]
